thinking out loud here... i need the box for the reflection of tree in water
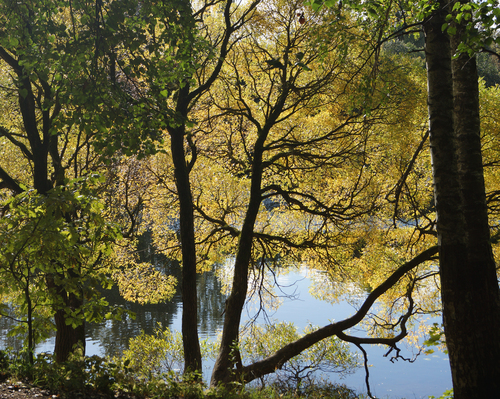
[0,310,24,352]
[88,233,227,358]
[196,268,226,336]
[87,282,181,358]
[1,233,227,358]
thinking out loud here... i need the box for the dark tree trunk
[19,68,86,364]
[52,294,86,363]
[46,274,86,363]
[169,123,202,374]
[210,141,264,386]
[210,123,271,386]
[444,9,500,397]
[424,1,500,397]
[160,0,240,374]
[24,284,34,366]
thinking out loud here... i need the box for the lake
[0,257,453,399]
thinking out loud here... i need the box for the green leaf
[297,62,312,71]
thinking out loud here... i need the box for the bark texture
[424,1,500,397]
[445,11,500,397]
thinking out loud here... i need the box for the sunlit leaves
[479,82,500,261]
[121,324,216,379]
[442,0,500,57]
[241,322,359,383]
[121,325,185,378]
[113,262,177,305]
[423,322,447,354]
[0,176,123,341]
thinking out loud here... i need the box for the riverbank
[0,380,52,399]
[0,379,359,399]
[0,379,139,399]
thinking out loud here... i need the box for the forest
[0,0,499,398]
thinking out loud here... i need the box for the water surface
[2,263,452,398]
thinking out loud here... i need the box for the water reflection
[0,310,23,353]
[197,271,226,336]
[0,244,452,398]
[0,233,227,359]
[87,260,227,358]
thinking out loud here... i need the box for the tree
[300,0,500,395]
[0,177,122,364]
[206,1,386,383]
[93,0,264,374]
[441,0,500,395]
[320,0,500,395]
[2,0,492,393]
[136,0,441,392]
[0,0,93,361]
[0,0,145,362]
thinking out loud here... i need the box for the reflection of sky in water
[1,265,452,398]
[242,266,452,399]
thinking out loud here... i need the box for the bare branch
[0,165,23,194]
[234,245,439,383]
[0,125,33,161]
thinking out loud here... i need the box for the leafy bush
[119,323,217,381]
[0,347,361,399]
[242,382,358,399]
[120,324,184,378]
[429,389,454,399]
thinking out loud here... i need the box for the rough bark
[444,10,500,397]
[424,1,500,397]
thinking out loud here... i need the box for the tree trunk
[444,9,500,397]
[169,123,202,374]
[24,283,34,366]
[27,94,86,363]
[210,132,266,386]
[52,294,86,363]
[424,1,500,397]
[46,274,86,363]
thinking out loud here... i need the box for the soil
[0,380,138,399]
[0,381,52,399]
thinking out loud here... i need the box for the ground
[0,380,137,399]
[0,381,52,399]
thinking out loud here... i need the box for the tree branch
[386,129,429,226]
[234,245,439,383]
[0,125,34,161]
[0,165,23,194]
